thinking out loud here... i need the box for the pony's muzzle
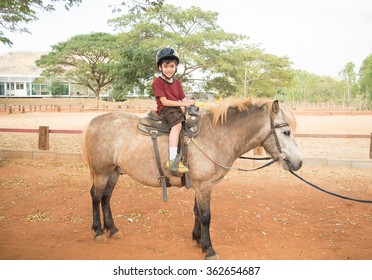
[283,157,302,171]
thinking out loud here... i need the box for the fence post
[38,126,49,150]
[8,106,12,114]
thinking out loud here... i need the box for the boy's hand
[185,99,196,106]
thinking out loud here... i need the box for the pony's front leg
[192,197,202,247]
[193,188,219,260]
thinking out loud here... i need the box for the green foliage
[359,54,372,101]
[23,2,370,105]
[338,62,358,103]
[286,70,346,103]
[109,4,251,98]
[36,32,117,99]
[50,80,68,97]
[205,46,294,98]
[0,0,82,46]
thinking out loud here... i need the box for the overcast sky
[1,0,371,78]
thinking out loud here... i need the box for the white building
[0,74,54,97]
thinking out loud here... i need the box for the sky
[1,0,371,78]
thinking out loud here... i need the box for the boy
[152,47,195,173]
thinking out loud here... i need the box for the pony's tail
[81,128,94,182]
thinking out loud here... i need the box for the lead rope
[289,170,372,204]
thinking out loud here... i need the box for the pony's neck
[199,108,269,165]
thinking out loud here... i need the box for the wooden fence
[1,127,371,159]
[0,104,149,114]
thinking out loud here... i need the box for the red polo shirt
[152,77,186,111]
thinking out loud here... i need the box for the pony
[83,98,303,259]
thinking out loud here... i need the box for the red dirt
[0,158,371,260]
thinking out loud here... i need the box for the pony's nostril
[299,161,303,168]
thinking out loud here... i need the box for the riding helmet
[156,47,180,67]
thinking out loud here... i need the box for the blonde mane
[207,97,297,130]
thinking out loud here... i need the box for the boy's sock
[169,147,178,161]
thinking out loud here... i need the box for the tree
[289,70,344,103]
[359,54,372,102]
[36,32,118,100]
[206,46,294,98]
[109,4,245,98]
[0,0,82,46]
[339,62,357,104]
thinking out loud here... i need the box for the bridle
[190,115,289,172]
[260,117,290,162]
[191,114,372,204]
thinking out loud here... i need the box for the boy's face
[159,60,177,79]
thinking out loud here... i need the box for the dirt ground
[0,99,371,260]
[0,159,371,260]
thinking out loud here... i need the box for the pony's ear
[272,100,280,115]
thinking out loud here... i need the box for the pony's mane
[207,97,297,130]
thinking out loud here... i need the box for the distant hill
[0,51,47,75]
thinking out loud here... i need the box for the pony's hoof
[95,234,108,243]
[111,230,123,239]
[205,254,220,260]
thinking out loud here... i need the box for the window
[7,82,15,90]
[16,82,24,90]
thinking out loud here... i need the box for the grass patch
[26,211,51,222]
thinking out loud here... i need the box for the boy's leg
[169,122,182,159]
[167,122,189,173]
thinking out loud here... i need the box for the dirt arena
[0,99,371,260]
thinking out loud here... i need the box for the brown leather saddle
[137,109,200,138]
[137,107,201,202]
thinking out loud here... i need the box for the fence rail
[1,127,371,159]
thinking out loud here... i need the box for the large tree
[36,32,118,99]
[109,4,295,99]
[109,4,244,98]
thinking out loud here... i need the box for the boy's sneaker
[166,159,189,173]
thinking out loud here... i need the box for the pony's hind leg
[90,174,109,243]
[101,169,123,239]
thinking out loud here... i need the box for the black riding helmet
[156,47,180,67]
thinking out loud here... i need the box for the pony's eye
[283,130,291,137]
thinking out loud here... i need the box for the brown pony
[83,98,303,259]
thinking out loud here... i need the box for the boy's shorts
[158,107,185,128]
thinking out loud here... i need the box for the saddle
[137,106,201,202]
[137,108,200,138]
